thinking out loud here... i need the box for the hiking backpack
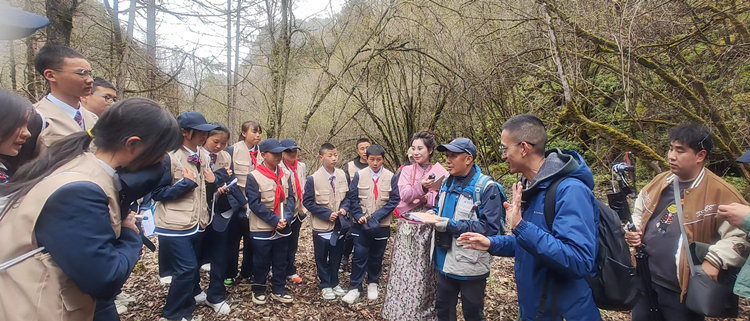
[543,176,639,311]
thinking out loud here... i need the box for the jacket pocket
[454,241,481,263]
[234,160,251,176]
[315,191,331,205]
[259,184,276,203]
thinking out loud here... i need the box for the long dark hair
[0,89,32,148]
[0,98,182,204]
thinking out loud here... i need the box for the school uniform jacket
[0,153,141,321]
[34,96,97,152]
[206,149,246,215]
[349,167,400,230]
[152,148,213,235]
[302,167,351,232]
[244,167,296,233]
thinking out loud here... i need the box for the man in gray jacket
[422,138,506,321]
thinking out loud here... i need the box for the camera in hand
[435,231,452,249]
[428,173,436,180]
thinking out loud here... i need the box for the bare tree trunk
[146,0,157,100]
[25,35,38,99]
[232,0,242,128]
[226,0,233,124]
[45,0,78,46]
[9,41,17,91]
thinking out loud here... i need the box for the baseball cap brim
[738,150,750,163]
[211,210,233,232]
[437,144,469,154]
[264,146,289,153]
[0,5,50,40]
[189,123,219,131]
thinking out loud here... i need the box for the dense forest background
[1,0,749,194]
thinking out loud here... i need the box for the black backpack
[543,176,639,311]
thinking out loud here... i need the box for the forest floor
[120,219,750,321]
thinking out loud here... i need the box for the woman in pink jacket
[382,131,447,321]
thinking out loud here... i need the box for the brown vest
[211,150,232,172]
[154,148,210,231]
[356,168,395,227]
[35,97,98,152]
[231,141,257,193]
[311,167,349,232]
[0,153,120,321]
[248,168,293,232]
[281,160,307,216]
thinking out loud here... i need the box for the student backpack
[543,176,639,311]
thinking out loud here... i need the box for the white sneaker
[200,263,211,272]
[115,303,127,314]
[206,300,231,314]
[321,288,336,300]
[341,289,360,304]
[367,283,379,300]
[194,291,207,305]
[159,318,190,321]
[332,285,347,297]
[159,276,172,285]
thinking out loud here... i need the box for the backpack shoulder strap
[543,176,566,231]
[473,174,492,203]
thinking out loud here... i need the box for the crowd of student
[1,43,750,321]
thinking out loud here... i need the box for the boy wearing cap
[342,145,400,304]
[280,139,307,284]
[420,137,506,321]
[152,112,229,320]
[302,143,352,300]
[245,138,297,304]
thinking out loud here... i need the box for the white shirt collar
[183,145,198,156]
[95,158,116,177]
[322,167,336,179]
[47,93,81,119]
[370,168,382,180]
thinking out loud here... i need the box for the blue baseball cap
[280,139,300,150]
[437,137,477,158]
[738,150,750,163]
[0,5,50,40]
[176,111,217,132]
[259,138,289,153]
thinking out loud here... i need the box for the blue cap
[280,139,300,150]
[259,138,289,153]
[0,5,50,40]
[176,111,217,132]
[738,150,750,163]
[437,137,477,158]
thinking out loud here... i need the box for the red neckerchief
[284,159,303,200]
[256,164,285,216]
[372,176,380,207]
[249,148,258,167]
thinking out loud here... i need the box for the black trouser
[348,226,389,290]
[93,299,119,321]
[436,273,487,321]
[251,232,290,295]
[631,282,704,321]
[312,231,344,289]
[159,233,203,320]
[201,224,228,304]
[225,211,253,279]
[341,230,354,266]
[286,216,302,277]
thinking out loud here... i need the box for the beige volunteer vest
[210,149,232,172]
[281,160,307,216]
[247,168,293,232]
[356,167,395,227]
[230,141,257,193]
[154,148,210,231]
[311,167,349,232]
[0,153,120,321]
[35,97,98,151]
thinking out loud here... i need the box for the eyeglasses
[54,69,94,78]
[92,92,117,103]
[499,141,535,155]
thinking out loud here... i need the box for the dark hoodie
[487,149,601,321]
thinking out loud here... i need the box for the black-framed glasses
[92,92,117,103]
[54,69,94,78]
[499,141,535,154]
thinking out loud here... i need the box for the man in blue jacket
[421,137,506,321]
[459,114,601,321]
